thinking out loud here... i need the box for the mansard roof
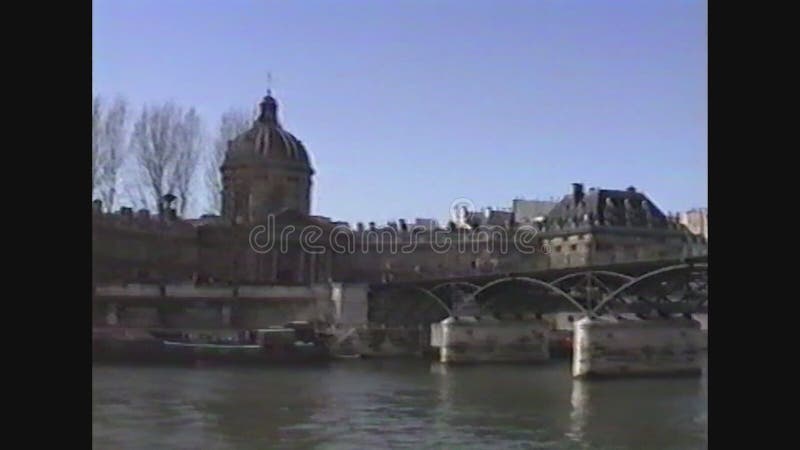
[545,184,669,229]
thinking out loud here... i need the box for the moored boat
[93,322,330,365]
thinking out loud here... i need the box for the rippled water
[93,358,707,449]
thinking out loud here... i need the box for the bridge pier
[572,317,704,378]
[221,304,233,327]
[105,303,118,326]
[353,325,431,358]
[431,317,550,364]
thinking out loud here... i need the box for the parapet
[92,203,195,236]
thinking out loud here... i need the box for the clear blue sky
[93,0,707,225]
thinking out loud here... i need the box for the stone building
[92,90,706,287]
[679,208,709,239]
[92,202,198,283]
[512,199,558,224]
[536,184,706,268]
[221,92,314,223]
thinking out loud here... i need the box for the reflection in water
[431,362,454,413]
[94,359,707,450]
[564,358,708,450]
[696,356,708,442]
[567,379,590,445]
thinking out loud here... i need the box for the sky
[93,0,707,225]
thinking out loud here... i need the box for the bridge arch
[591,263,708,315]
[550,270,634,288]
[549,271,634,311]
[473,277,588,314]
[430,281,481,295]
[429,281,483,316]
[369,284,454,323]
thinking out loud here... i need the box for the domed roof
[224,93,313,173]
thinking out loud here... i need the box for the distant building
[538,184,707,268]
[413,218,439,230]
[486,210,513,227]
[460,208,514,228]
[679,208,708,239]
[221,91,313,223]
[458,199,557,228]
[92,89,706,286]
[512,199,558,223]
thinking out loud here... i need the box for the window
[555,246,562,253]
[570,244,577,251]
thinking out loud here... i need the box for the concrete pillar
[431,317,550,364]
[309,253,316,284]
[271,250,278,281]
[106,303,118,326]
[328,252,333,281]
[298,251,306,283]
[335,284,368,327]
[572,317,704,378]
[221,304,232,327]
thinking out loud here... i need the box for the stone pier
[431,317,550,364]
[354,325,431,358]
[572,316,704,378]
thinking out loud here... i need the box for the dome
[224,93,313,173]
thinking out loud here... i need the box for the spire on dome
[258,93,278,125]
[258,73,279,124]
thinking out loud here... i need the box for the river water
[93,358,707,450]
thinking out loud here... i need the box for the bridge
[367,255,708,326]
[91,254,707,376]
[364,255,708,374]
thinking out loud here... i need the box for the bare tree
[96,96,129,212]
[206,108,251,214]
[130,102,204,217]
[92,96,103,195]
[122,180,152,212]
[172,107,203,216]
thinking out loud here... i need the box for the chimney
[137,209,151,220]
[572,183,584,205]
[92,199,102,214]
[368,222,376,231]
[120,207,133,218]
[627,186,636,193]
[399,219,408,232]
[356,222,365,232]
[160,193,177,218]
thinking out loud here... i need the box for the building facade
[679,208,709,239]
[221,93,314,223]
[92,91,707,287]
[512,199,558,224]
[537,184,706,268]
